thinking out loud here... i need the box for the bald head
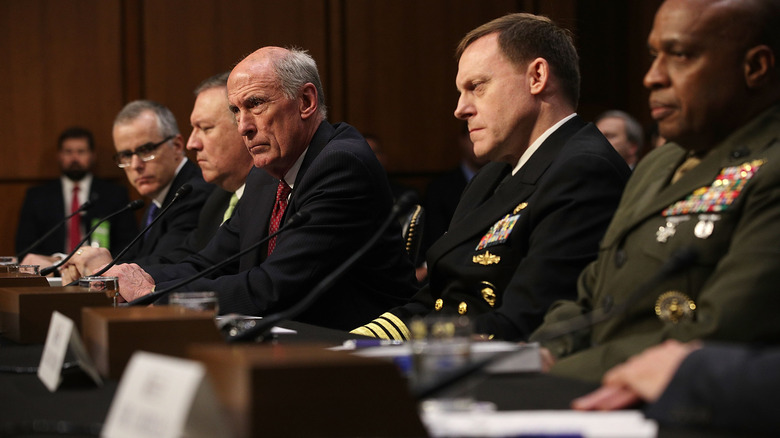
[644,0,780,152]
[227,47,326,179]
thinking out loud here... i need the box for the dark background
[0,0,663,254]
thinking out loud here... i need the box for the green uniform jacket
[530,104,780,382]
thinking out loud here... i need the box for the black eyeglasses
[113,136,174,168]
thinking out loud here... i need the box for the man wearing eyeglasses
[111,100,214,261]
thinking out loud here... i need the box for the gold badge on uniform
[476,213,519,251]
[434,298,443,311]
[480,281,497,307]
[473,251,501,265]
[513,202,528,214]
[655,291,696,323]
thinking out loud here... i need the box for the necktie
[143,203,159,240]
[68,185,81,251]
[268,181,291,255]
[222,192,239,224]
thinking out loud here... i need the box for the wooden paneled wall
[0,0,661,255]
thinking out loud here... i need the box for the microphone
[16,199,95,259]
[41,200,145,276]
[228,192,417,343]
[69,184,194,283]
[412,247,699,400]
[128,210,312,307]
[531,246,698,343]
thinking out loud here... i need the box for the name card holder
[102,351,229,438]
[81,306,223,379]
[188,343,428,438]
[0,286,112,343]
[38,311,103,392]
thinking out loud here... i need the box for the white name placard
[37,311,102,392]
[101,351,230,438]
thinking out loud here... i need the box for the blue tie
[144,203,159,239]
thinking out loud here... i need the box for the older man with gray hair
[103,47,416,330]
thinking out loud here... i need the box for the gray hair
[194,71,230,95]
[596,110,644,148]
[274,48,328,119]
[114,100,180,137]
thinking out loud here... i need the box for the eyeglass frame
[113,135,174,168]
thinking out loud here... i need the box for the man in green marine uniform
[530,0,780,382]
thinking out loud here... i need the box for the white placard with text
[37,311,103,392]
[101,351,231,438]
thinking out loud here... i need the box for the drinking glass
[79,276,120,307]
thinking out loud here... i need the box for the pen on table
[342,339,405,349]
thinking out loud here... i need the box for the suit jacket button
[614,249,627,267]
[458,302,468,315]
[434,299,443,311]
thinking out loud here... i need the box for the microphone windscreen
[128,199,145,210]
[175,184,193,199]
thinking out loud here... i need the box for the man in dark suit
[529,0,780,382]
[352,13,630,341]
[61,73,253,281]
[106,47,416,330]
[109,100,213,263]
[16,127,137,265]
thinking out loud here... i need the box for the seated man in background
[16,127,137,267]
[61,72,253,280]
[104,47,416,331]
[529,0,780,382]
[352,13,630,341]
[110,100,214,262]
[595,109,644,169]
[573,340,778,434]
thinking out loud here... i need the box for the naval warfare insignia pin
[473,251,500,265]
[655,291,696,323]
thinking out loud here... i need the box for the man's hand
[105,264,155,302]
[20,253,59,275]
[571,339,701,411]
[540,347,556,372]
[61,247,114,283]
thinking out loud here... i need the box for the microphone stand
[227,192,416,343]
[64,184,194,286]
[41,200,145,276]
[411,247,699,400]
[16,200,94,259]
[128,211,312,307]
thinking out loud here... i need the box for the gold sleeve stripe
[349,326,378,338]
[372,318,403,340]
[377,312,411,341]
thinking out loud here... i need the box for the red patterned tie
[69,185,81,251]
[268,180,291,255]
